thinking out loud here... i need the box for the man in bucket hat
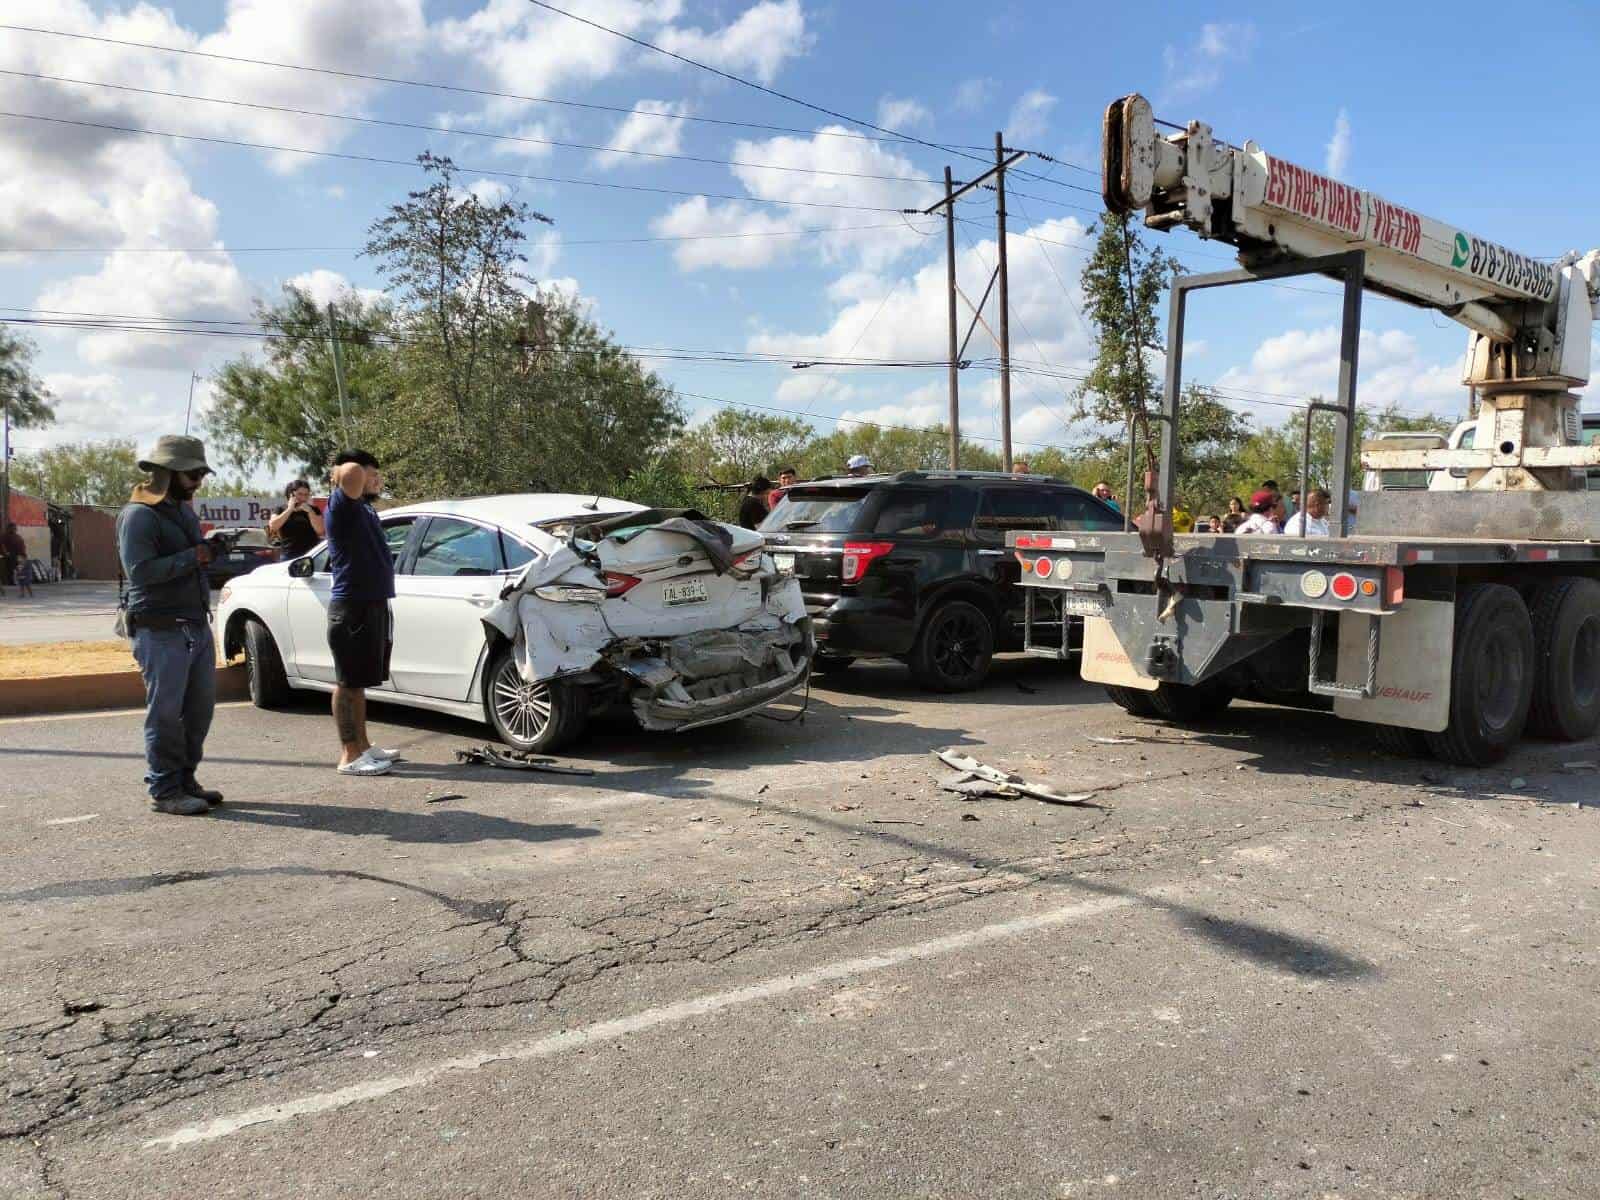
[116,435,223,816]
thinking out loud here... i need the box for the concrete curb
[0,665,249,717]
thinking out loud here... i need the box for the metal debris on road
[454,745,595,775]
[1085,736,1135,745]
[425,793,466,805]
[868,819,924,826]
[933,748,1100,807]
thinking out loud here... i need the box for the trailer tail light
[841,541,894,584]
[1032,556,1054,579]
[603,571,641,597]
[1360,579,1378,597]
[1300,570,1329,599]
[1329,572,1358,601]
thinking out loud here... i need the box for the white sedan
[216,494,813,751]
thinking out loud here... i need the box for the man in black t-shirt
[266,478,325,560]
[738,477,772,530]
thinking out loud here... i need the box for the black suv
[759,471,1122,690]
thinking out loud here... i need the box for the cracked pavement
[2,655,1597,1198]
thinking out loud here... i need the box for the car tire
[243,618,293,709]
[1425,583,1534,766]
[909,599,995,692]
[1146,680,1235,722]
[1104,684,1160,717]
[484,647,589,753]
[810,652,855,675]
[1525,576,1600,741]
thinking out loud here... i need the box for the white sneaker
[337,750,393,777]
[368,747,402,762]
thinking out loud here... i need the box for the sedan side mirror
[288,556,316,579]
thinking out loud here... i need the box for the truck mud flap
[1080,617,1158,691]
[1333,599,1452,732]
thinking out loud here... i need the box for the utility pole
[994,131,1013,472]
[183,371,200,435]
[943,167,960,469]
[326,302,352,446]
[921,142,1029,472]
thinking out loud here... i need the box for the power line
[0,222,917,256]
[0,22,998,152]
[0,110,934,214]
[522,0,996,171]
[0,68,980,187]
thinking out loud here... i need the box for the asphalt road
[0,583,121,645]
[2,656,1597,1199]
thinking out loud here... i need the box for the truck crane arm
[1102,93,1599,389]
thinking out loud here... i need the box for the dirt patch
[0,641,138,680]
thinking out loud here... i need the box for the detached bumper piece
[617,620,813,732]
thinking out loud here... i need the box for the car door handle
[466,593,495,607]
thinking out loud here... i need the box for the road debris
[1085,736,1134,745]
[454,746,595,775]
[868,819,924,826]
[933,748,1100,807]
[425,793,466,805]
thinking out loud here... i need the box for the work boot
[184,781,225,806]
[151,793,209,816]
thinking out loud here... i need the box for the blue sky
[4,1,1598,483]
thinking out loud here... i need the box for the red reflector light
[841,541,894,584]
[1384,566,1404,606]
[603,571,641,597]
[1330,572,1358,601]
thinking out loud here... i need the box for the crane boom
[1102,93,1599,390]
[1101,93,1600,493]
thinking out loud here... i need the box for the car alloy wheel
[491,655,555,746]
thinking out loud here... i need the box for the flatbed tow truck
[1013,94,1600,765]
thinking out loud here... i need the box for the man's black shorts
[327,599,391,688]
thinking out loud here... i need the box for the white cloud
[1161,22,1257,100]
[598,100,692,167]
[876,95,930,131]
[656,0,810,84]
[651,124,943,272]
[466,178,512,207]
[35,372,185,449]
[952,77,996,114]
[1325,108,1352,178]
[1006,89,1057,143]
[651,197,808,271]
[1214,326,1470,418]
[284,270,386,311]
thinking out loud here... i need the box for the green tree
[361,155,681,501]
[1,328,54,430]
[676,409,814,486]
[11,439,140,506]
[1231,400,1455,503]
[205,285,396,478]
[1070,213,1180,431]
[1074,384,1252,511]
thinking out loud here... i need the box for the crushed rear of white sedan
[482,508,813,751]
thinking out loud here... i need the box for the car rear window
[762,488,871,533]
[870,490,950,536]
[976,487,1122,536]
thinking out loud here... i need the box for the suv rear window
[975,487,1121,537]
[762,488,871,534]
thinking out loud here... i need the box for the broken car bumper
[619,620,814,732]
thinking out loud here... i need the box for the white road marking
[0,702,253,727]
[44,814,98,826]
[145,889,1157,1150]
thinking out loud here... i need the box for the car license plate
[663,578,709,606]
[1058,591,1106,617]
[772,553,796,574]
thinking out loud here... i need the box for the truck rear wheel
[1425,583,1534,766]
[1372,724,1432,758]
[1104,685,1159,717]
[1525,576,1600,741]
[1147,680,1234,723]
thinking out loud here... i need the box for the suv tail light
[603,571,641,597]
[841,541,894,584]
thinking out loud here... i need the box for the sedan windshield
[761,489,871,533]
